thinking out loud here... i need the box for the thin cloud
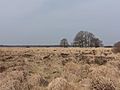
[0,0,119,45]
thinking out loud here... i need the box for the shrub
[48,78,75,90]
[94,56,107,65]
[90,76,115,90]
[0,66,6,73]
[113,41,120,53]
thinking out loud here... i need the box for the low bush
[90,76,115,90]
[113,41,120,53]
[48,78,75,90]
[94,56,107,65]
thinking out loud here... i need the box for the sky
[0,0,120,45]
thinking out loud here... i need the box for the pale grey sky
[0,0,120,45]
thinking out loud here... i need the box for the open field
[0,47,120,90]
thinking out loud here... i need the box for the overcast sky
[0,0,120,45]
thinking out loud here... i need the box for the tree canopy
[73,31,103,47]
[60,38,69,47]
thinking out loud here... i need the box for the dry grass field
[0,47,120,90]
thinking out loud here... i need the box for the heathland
[0,48,120,90]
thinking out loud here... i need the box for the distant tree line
[60,31,103,47]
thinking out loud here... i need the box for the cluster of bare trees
[60,31,103,47]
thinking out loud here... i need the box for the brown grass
[0,47,120,90]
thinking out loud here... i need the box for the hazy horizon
[0,0,120,45]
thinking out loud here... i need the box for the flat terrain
[0,48,120,90]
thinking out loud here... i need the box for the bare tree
[93,38,103,47]
[73,31,103,47]
[60,38,69,47]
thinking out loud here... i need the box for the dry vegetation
[0,47,120,90]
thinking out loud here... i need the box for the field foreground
[0,48,120,90]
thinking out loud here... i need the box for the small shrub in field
[90,76,115,90]
[94,56,107,65]
[39,77,49,87]
[0,66,6,73]
[113,41,120,53]
[48,78,75,90]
